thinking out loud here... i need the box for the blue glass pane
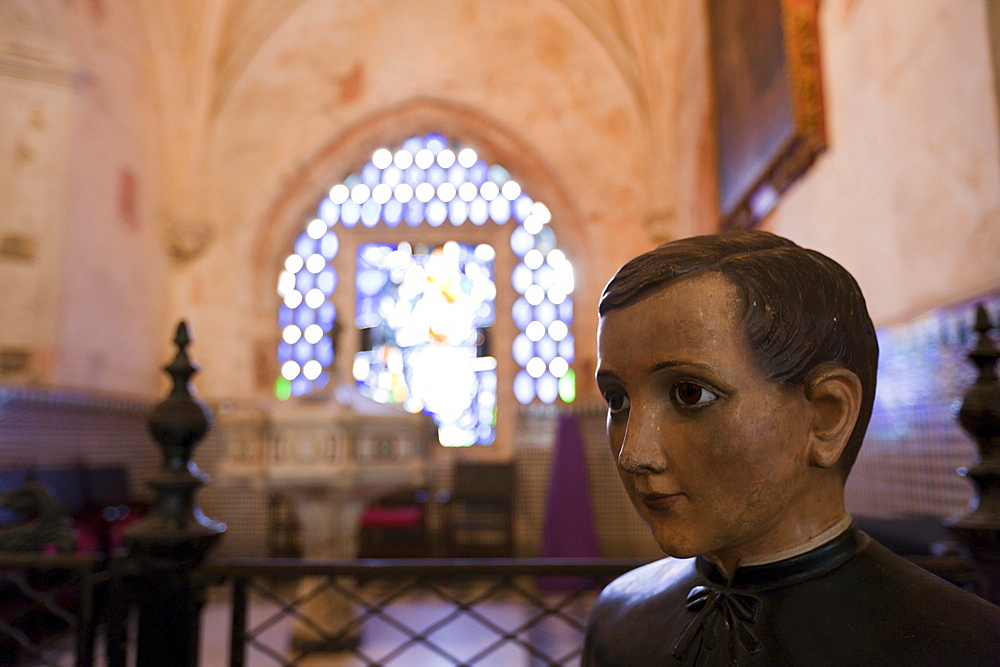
[404,165,425,187]
[426,200,447,227]
[384,199,403,227]
[316,337,334,365]
[403,135,425,153]
[480,369,498,392]
[291,375,311,396]
[317,301,336,327]
[469,197,489,225]
[293,339,313,364]
[512,297,533,328]
[279,306,294,328]
[489,197,511,223]
[357,268,388,296]
[512,194,533,222]
[382,165,402,187]
[537,373,558,404]
[514,370,535,404]
[468,160,489,185]
[426,165,446,186]
[536,336,557,362]
[558,300,574,323]
[535,300,557,326]
[559,334,575,362]
[405,200,424,226]
[425,133,447,153]
[361,162,381,188]
[534,265,555,290]
[510,226,534,257]
[511,264,533,294]
[361,200,381,227]
[320,231,339,258]
[278,341,292,361]
[294,234,317,257]
[536,225,557,253]
[341,200,361,227]
[449,199,469,225]
[474,301,495,326]
[488,164,510,184]
[448,164,468,186]
[295,307,316,328]
[512,333,533,366]
[318,199,339,224]
[317,267,337,294]
[295,271,315,292]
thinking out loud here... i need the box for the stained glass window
[276,133,575,446]
[353,241,497,447]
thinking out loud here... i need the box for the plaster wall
[0,1,75,384]
[764,0,1000,328]
[55,3,169,394]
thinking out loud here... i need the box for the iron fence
[0,555,647,666]
[202,557,648,667]
[0,552,109,667]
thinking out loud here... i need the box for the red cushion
[360,506,424,528]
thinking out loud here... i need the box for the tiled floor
[19,582,594,666]
[199,582,595,667]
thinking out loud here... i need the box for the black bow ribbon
[672,585,762,665]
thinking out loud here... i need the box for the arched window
[276,133,575,447]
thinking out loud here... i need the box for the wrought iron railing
[0,554,647,666]
[203,557,648,667]
[0,552,109,667]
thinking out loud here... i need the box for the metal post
[123,322,225,665]
[229,577,249,667]
[944,304,1000,603]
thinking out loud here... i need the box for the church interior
[1,0,1000,660]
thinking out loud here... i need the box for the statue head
[596,230,877,571]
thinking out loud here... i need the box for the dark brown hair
[599,231,878,477]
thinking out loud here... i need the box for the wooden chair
[357,488,430,558]
[442,462,515,558]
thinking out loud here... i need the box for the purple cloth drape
[541,413,600,559]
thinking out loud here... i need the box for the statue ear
[804,365,863,469]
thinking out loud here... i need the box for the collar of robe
[672,525,869,665]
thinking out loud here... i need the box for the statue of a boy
[584,231,1000,666]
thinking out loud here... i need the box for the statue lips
[639,492,684,511]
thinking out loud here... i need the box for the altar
[214,381,438,648]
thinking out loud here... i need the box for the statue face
[596,273,816,568]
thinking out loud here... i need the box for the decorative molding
[0,382,153,415]
[0,54,79,89]
[0,348,32,378]
[0,235,36,261]
[644,208,677,243]
[164,219,214,264]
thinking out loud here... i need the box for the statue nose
[617,406,667,474]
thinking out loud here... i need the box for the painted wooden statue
[584,231,1000,666]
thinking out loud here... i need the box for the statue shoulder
[595,556,696,611]
[584,557,697,666]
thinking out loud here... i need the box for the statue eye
[604,390,630,414]
[672,382,718,407]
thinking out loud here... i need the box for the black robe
[583,525,1000,666]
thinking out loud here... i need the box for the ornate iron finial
[124,321,225,666]
[125,320,224,557]
[945,303,1000,603]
